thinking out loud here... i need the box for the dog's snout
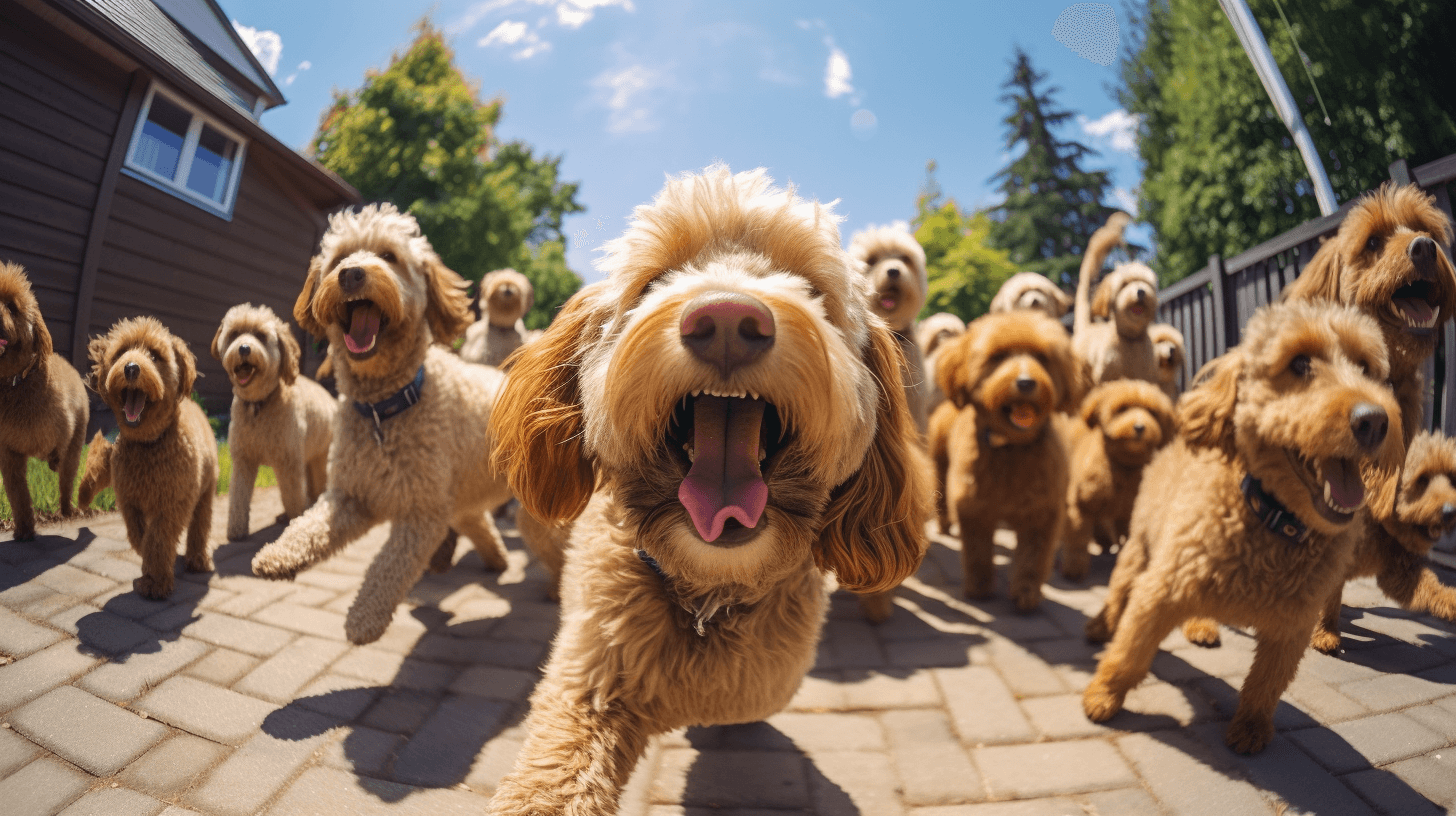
[1133,421,1146,437]
[1410,235,1437,273]
[680,293,776,376]
[1349,402,1389,451]
[1014,376,1036,394]
[886,265,901,279]
[340,266,366,293]
[239,343,251,359]
[124,362,139,382]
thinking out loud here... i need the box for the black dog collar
[1241,474,1312,544]
[353,365,425,445]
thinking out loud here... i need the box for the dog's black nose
[239,344,251,358]
[1134,421,1146,437]
[1443,503,1456,527]
[1349,402,1389,451]
[340,266,366,293]
[680,293,775,377]
[1015,376,1036,394]
[1410,236,1437,273]
[124,362,139,381]
[886,265,901,279]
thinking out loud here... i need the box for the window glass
[132,94,191,181]
[186,124,238,203]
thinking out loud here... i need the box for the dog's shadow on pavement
[674,723,860,813]
[0,527,96,593]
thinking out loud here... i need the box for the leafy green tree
[987,48,1117,290]
[1121,0,1456,281]
[312,20,584,328]
[914,162,1021,322]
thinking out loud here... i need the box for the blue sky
[225,0,1148,283]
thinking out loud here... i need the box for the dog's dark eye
[379,251,397,264]
[148,349,159,362]
[1290,354,1311,377]
[1365,236,1383,253]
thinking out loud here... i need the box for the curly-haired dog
[1056,380,1176,582]
[919,311,966,416]
[1082,300,1402,754]
[1148,322,1186,401]
[1283,183,1456,446]
[1073,212,1160,386]
[0,263,88,540]
[79,318,217,599]
[931,310,1085,610]
[251,203,515,645]
[212,304,336,541]
[459,267,534,369]
[990,272,1072,320]
[850,225,930,434]
[1311,430,1456,653]
[486,166,929,813]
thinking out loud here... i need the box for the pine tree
[987,48,1117,290]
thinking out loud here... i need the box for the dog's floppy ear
[20,295,52,380]
[1051,285,1073,317]
[1090,277,1114,320]
[522,276,535,317]
[1282,238,1343,303]
[277,324,301,385]
[1079,388,1102,428]
[935,326,974,409]
[172,335,197,400]
[1179,351,1241,455]
[294,256,327,338]
[1052,333,1090,415]
[87,334,111,391]
[814,323,931,594]
[422,252,473,345]
[491,291,600,522]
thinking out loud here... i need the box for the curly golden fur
[850,225,930,434]
[212,304,336,540]
[251,203,514,645]
[1082,300,1403,754]
[79,317,217,599]
[459,267,534,369]
[487,166,930,813]
[1148,322,1186,401]
[1057,380,1177,582]
[990,272,1072,320]
[918,311,966,417]
[0,262,89,540]
[1073,212,1161,386]
[930,310,1085,610]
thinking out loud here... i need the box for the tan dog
[1312,430,1456,653]
[1073,212,1160,385]
[850,225,930,433]
[918,311,966,417]
[251,203,514,645]
[459,268,534,368]
[1082,300,1402,754]
[0,263,89,540]
[1057,380,1176,582]
[486,166,929,812]
[990,271,1072,320]
[932,310,1085,610]
[79,318,217,599]
[212,304,337,540]
[1147,322,1186,401]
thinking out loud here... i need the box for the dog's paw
[133,573,173,600]
[226,524,250,542]
[1224,715,1274,754]
[1310,629,1343,655]
[1084,613,1113,644]
[1182,618,1222,648]
[1010,584,1043,613]
[1058,562,1088,582]
[186,554,214,574]
[1082,682,1125,723]
[344,613,388,646]
[251,550,300,581]
[13,526,36,543]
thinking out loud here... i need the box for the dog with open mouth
[929,309,1086,610]
[212,303,336,541]
[849,225,930,434]
[1072,211,1162,388]
[459,267,534,369]
[0,262,89,541]
[1082,300,1403,754]
[80,317,217,599]
[250,203,517,645]
[485,165,930,813]
[990,271,1073,320]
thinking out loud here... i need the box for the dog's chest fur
[111,401,216,510]
[951,410,1068,522]
[228,379,334,468]
[0,356,86,458]
[1078,324,1158,385]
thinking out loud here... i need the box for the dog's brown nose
[239,344,251,358]
[124,362,139,381]
[1349,402,1389,452]
[1410,236,1437,273]
[340,266,366,293]
[680,293,775,376]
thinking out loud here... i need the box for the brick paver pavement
[1,487,1455,815]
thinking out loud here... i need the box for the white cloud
[593,64,665,134]
[482,20,529,45]
[1079,109,1142,153]
[282,60,311,87]
[824,47,853,99]
[452,0,631,35]
[232,21,281,75]
[1110,187,1140,217]
[556,0,633,29]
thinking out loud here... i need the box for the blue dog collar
[353,365,425,444]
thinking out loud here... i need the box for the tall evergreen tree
[988,48,1117,290]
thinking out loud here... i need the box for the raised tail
[77,430,114,509]
[1075,211,1134,334]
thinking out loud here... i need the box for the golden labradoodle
[990,271,1072,320]
[931,310,1085,610]
[1148,322,1186,401]
[1073,212,1161,386]
[850,225,930,433]
[1057,379,1177,582]
[459,267,534,368]
[486,166,930,812]
[1311,430,1456,653]
[251,203,515,645]
[0,262,89,540]
[919,311,966,417]
[1082,300,1402,754]
[80,318,218,599]
[212,304,337,540]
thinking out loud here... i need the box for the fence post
[1208,254,1230,357]
[1390,158,1412,186]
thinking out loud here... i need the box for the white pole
[1218,0,1339,216]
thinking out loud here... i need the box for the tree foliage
[1121,0,1456,281]
[914,162,1021,323]
[987,48,1117,290]
[312,20,584,328]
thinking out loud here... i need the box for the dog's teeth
[691,389,702,397]
[758,444,766,462]
[749,390,759,400]
[685,442,695,463]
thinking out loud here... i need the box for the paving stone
[1023,682,1211,740]
[86,588,176,622]
[881,708,984,806]
[1117,731,1276,816]
[0,605,63,657]
[807,749,904,816]
[0,724,42,777]
[986,637,1065,697]
[70,554,144,584]
[447,665,539,703]
[933,665,1034,745]
[1288,712,1446,774]
[885,638,984,669]
[975,739,1135,798]
[184,647,259,686]
[1151,644,1255,682]
[268,766,487,815]
[765,712,883,752]
[187,708,340,816]
[464,733,524,793]
[252,602,348,641]
[77,637,209,702]
[1382,752,1456,809]
[320,724,402,777]
[25,590,86,621]
[295,570,358,592]
[392,694,510,787]
[786,672,849,711]
[0,582,56,612]
[120,733,230,799]
[909,798,1086,816]
[178,612,295,657]
[0,640,101,711]
[57,787,166,816]
[490,615,557,643]
[1280,673,1369,724]
[1341,766,1447,816]
[33,563,116,599]
[211,584,294,618]
[0,755,91,815]
[139,603,203,634]
[837,670,942,709]
[1082,787,1164,816]
[158,808,203,816]
[650,748,809,808]
[411,635,546,669]
[234,636,349,704]
[1191,730,1378,816]
[360,689,439,734]
[49,604,159,657]
[1404,702,1456,741]
[1339,672,1456,713]
[9,685,167,775]
[1192,677,1324,733]
[135,675,278,745]
[293,673,382,720]
[817,619,887,670]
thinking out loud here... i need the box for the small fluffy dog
[931,310,1085,610]
[1082,300,1402,754]
[918,311,966,416]
[990,271,1072,320]
[1283,183,1456,446]
[80,318,217,599]
[212,304,337,540]
[458,268,534,369]
[0,263,88,540]
[850,225,930,433]
[1073,212,1161,386]
[251,203,515,645]
[1311,430,1456,653]
[486,166,929,812]
[1147,322,1186,401]
[1057,380,1177,582]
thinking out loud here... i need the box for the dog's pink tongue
[679,395,768,542]
[123,390,145,423]
[345,304,381,353]
[1396,298,1435,325]
[1326,459,1365,509]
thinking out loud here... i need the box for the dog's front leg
[1226,626,1309,754]
[343,515,445,644]
[0,449,35,541]
[58,424,85,517]
[135,516,186,599]
[1378,554,1456,621]
[227,456,259,540]
[252,490,375,580]
[1009,515,1060,612]
[1309,584,1346,654]
[959,515,996,600]
[1083,586,1185,723]
[273,456,311,521]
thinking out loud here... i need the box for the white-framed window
[122,83,248,219]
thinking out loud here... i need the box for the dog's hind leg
[274,456,310,521]
[1,449,36,541]
[57,423,84,518]
[1181,617,1223,648]
[1010,515,1061,612]
[1085,530,1150,644]
[1377,553,1456,621]
[305,455,328,507]
[77,431,112,509]
[344,516,446,644]
[1059,508,1093,582]
[959,516,997,600]
[227,456,259,541]
[252,490,376,580]
[1225,625,1309,754]
[455,510,509,572]
[1309,584,1345,654]
[186,473,215,573]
